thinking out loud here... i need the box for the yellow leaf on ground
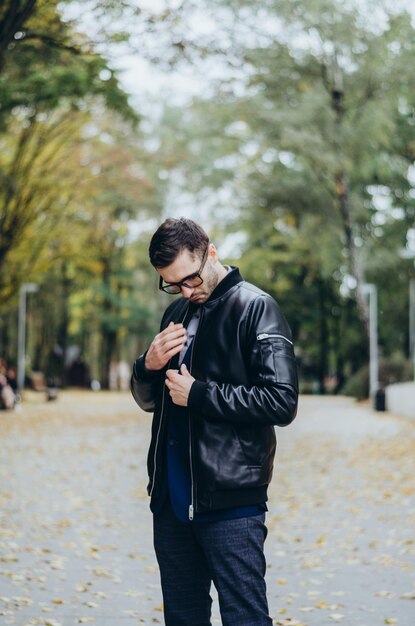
[316,599,328,608]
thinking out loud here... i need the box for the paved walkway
[0,392,414,625]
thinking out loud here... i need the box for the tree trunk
[317,278,329,394]
[0,310,12,361]
[100,257,115,390]
[0,0,37,72]
[331,301,345,394]
[335,171,370,341]
[101,328,116,390]
[56,261,71,386]
[331,60,370,345]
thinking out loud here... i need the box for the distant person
[0,359,16,410]
[46,343,64,388]
[6,365,17,393]
[68,356,90,387]
[131,218,298,626]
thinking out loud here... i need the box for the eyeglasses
[159,246,209,294]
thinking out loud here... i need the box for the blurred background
[1,0,415,401]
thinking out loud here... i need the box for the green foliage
[0,0,140,299]
[0,0,164,387]
[2,0,415,394]
[146,0,415,393]
[0,1,137,126]
[342,353,413,399]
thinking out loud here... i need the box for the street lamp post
[17,282,39,394]
[360,283,379,399]
[399,244,415,381]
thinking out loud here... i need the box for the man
[131,218,298,626]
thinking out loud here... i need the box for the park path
[0,391,414,626]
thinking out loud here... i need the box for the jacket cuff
[188,379,209,411]
[133,353,161,382]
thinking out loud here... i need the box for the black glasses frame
[159,246,209,294]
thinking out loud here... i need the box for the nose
[180,285,195,299]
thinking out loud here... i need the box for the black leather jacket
[131,267,298,517]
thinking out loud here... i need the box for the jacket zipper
[188,307,203,521]
[149,304,189,498]
[257,332,293,345]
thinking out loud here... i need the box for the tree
[0,0,137,299]
[128,0,415,389]
[0,0,164,389]
[77,115,166,387]
[0,0,37,71]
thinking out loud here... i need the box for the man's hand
[165,364,195,406]
[145,322,187,371]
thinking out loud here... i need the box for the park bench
[30,371,59,401]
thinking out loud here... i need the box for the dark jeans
[153,500,273,626]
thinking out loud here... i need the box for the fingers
[157,325,186,361]
[165,370,178,394]
[180,363,191,377]
[165,369,179,381]
[153,322,185,342]
[161,334,186,354]
[165,366,194,407]
[145,323,187,371]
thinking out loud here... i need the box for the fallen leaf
[400,591,415,600]
[315,600,328,608]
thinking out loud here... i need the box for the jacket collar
[172,266,244,319]
[205,266,244,303]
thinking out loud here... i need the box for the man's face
[158,245,220,304]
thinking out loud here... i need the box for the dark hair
[149,218,209,268]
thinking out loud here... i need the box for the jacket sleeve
[130,351,162,413]
[188,295,298,427]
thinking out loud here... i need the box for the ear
[208,243,218,262]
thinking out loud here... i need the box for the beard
[191,263,221,303]
[204,263,221,294]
